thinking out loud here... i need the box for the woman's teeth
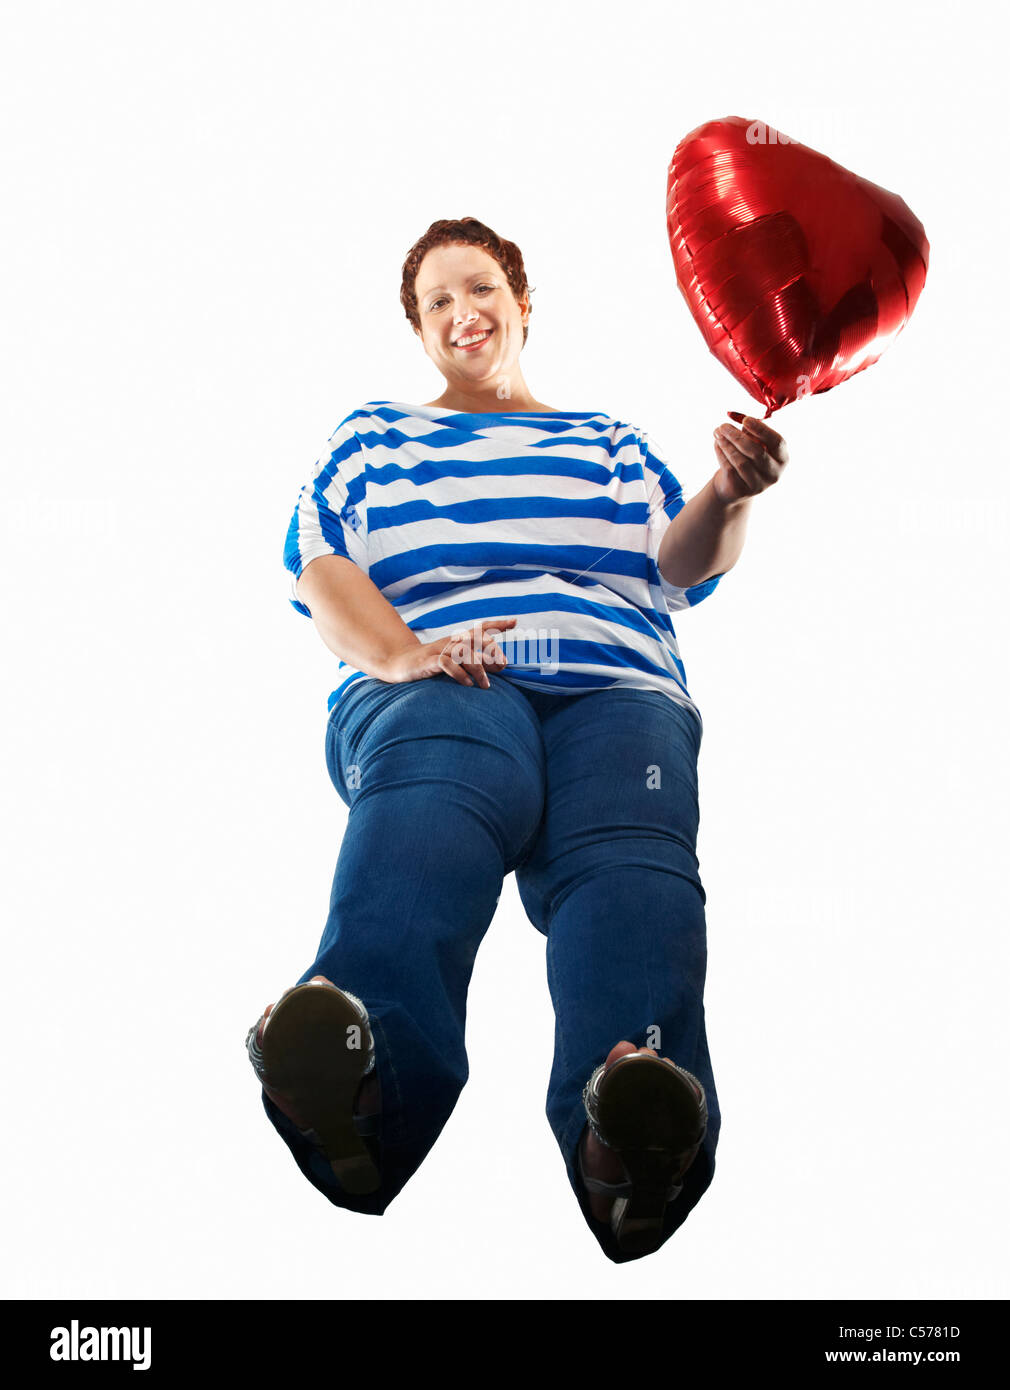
[455,330,491,349]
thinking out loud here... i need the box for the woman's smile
[412,239,552,411]
[454,328,494,352]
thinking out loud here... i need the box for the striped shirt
[283,401,723,730]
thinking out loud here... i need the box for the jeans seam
[508,818,543,875]
[545,924,572,1093]
[370,1014,405,1147]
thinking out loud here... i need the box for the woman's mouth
[453,328,493,352]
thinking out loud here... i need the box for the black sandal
[246,980,381,1195]
[579,1052,707,1256]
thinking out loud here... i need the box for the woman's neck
[423,380,554,414]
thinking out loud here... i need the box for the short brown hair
[400,217,534,347]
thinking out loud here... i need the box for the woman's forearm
[295,554,421,679]
[657,477,753,588]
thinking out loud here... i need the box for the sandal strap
[287,1110,380,1144]
[353,1111,380,1138]
[582,1055,706,1149]
[578,1131,690,1205]
[581,1062,610,1148]
[581,1171,686,1203]
[581,1175,631,1198]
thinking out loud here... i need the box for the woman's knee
[337,676,546,854]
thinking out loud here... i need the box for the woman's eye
[428,285,494,311]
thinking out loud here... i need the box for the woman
[246,217,788,1263]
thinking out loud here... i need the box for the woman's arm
[658,479,753,588]
[295,554,423,680]
[657,413,788,588]
[296,555,518,687]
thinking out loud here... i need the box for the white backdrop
[2,0,1007,1300]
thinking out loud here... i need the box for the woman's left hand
[712,412,789,504]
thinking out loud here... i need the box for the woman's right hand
[381,618,518,689]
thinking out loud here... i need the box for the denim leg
[514,688,721,1262]
[261,674,546,1215]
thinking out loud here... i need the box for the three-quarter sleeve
[637,426,724,613]
[283,415,369,617]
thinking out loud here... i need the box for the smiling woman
[399,216,555,414]
[248,213,762,1265]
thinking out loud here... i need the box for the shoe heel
[327,1153,381,1195]
[609,1149,679,1255]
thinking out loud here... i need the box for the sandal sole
[260,984,380,1195]
[596,1058,706,1255]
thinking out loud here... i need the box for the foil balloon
[666,116,929,416]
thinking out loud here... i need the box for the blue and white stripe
[283,401,722,727]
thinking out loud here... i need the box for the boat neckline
[367,400,603,418]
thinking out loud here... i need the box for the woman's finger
[438,648,474,687]
[714,436,764,493]
[446,632,476,665]
[716,429,777,485]
[727,413,789,464]
[452,618,515,654]
[453,649,491,688]
[442,628,511,686]
[480,623,513,664]
[480,631,508,663]
[471,617,518,646]
[718,425,770,468]
[444,634,493,688]
[465,661,492,689]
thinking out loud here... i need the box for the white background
[2,0,1007,1300]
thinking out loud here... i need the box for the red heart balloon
[666,117,929,416]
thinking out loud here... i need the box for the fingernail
[728,410,745,422]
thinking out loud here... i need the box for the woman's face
[413,242,528,394]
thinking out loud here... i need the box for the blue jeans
[261,672,721,1263]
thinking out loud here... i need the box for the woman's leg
[514,688,720,1262]
[260,674,546,1215]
